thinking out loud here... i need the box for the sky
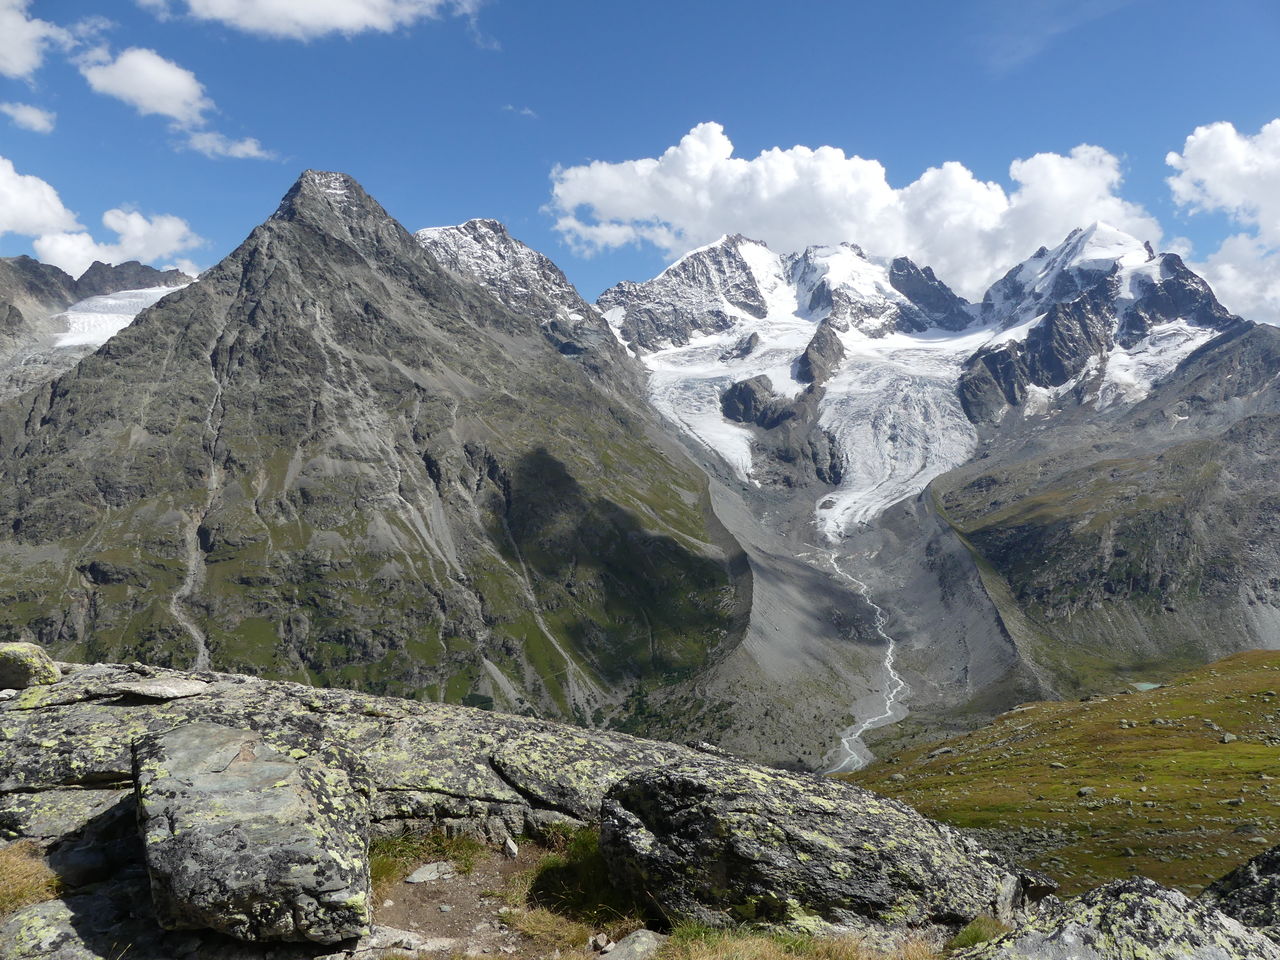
[3,0,1280,318]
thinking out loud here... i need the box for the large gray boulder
[0,642,60,689]
[599,762,1021,935]
[953,878,1280,960]
[134,722,371,944]
[1200,842,1280,943]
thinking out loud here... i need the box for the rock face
[135,722,371,943]
[961,224,1243,423]
[0,641,60,688]
[719,376,793,429]
[0,171,743,731]
[0,660,1026,957]
[415,218,622,369]
[600,762,1020,932]
[953,878,1280,960]
[1201,842,1280,943]
[73,261,190,300]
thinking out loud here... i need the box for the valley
[1,174,1278,775]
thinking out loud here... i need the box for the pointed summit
[0,170,739,722]
[272,170,370,219]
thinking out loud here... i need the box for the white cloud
[78,46,274,161]
[0,0,69,79]
[503,104,537,119]
[184,130,274,159]
[550,122,1161,299]
[0,101,55,133]
[80,46,212,126]
[0,156,81,238]
[140,0,483,39]
[1166,119,1280,323]
[34,208,203,278]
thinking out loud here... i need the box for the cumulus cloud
[139,0,483,40]
[0,0,69,79]
[0,101,55,133]
[34,208,203,278]
[184,130,274,159]
[551,122,1161,298]
[78,46,273,161]
[0,157,81,238]
[1167,119,1280,323]
[80,47,212,126]
[1,154,201,276]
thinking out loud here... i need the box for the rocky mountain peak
[269,170,403,253]
[415,217,625,366]
[74,260,193,299]
[962,223,1245,421]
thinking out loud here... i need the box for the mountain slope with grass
[847,650,1280,896]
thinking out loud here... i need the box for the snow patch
[55,286,186,348]
[1096,320,1219,408]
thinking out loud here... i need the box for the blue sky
[3,0,1280,314]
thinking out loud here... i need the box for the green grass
[847,650,1280,895]
[945,917,1010,950]
[657,923,940,960]
[368,831,487,898]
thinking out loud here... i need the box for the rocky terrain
[0,172,744,732]
[4,642,1280,959]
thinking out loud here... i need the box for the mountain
[2,193,1276,775]
[0,257,191,400]
[596,223,1280,769]
[415,218,622,370]
[0,171,744,728]
[961,223,1244,422]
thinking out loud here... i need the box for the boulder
[953,878,1280,959]
[134,722,371,944]
[0,642,60,689]
[609,929,669,959]
[1200,842,1280,943]
[600,762,1020,934]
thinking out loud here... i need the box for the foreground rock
[953,878,1280,960]
[601,763,1021,935]
[0,661,1026,957]
[135,723,371,943]
[0,643,60,689]
[1200,842,1280,944]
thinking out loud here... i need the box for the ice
[636,241,1012,532]
[1096,320,1219,408]
[54,286,185,348]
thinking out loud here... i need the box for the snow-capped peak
[415,218,587,316]
[599,236,972,354]
[982,222,1155,330]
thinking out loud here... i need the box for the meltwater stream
[818,552,909,774]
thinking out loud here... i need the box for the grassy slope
[847,650,1280,896]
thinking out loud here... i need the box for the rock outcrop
[135,723,371,943]
[0,642,60,689]
[953,878,1280,960]
[0,660,1029,957]
[601,763,1021,934]
[1201,841,1280,944]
